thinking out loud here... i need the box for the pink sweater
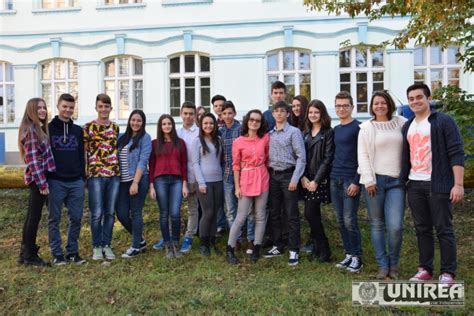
[232,134,269,196]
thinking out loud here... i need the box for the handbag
[303,179,331,203]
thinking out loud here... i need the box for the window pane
[299,74,311,101]
[119,81,129,119]
[267,75,278,104]
[339,50,350,68]
[357,83,367,112]
[105,80,115,95]
[170,57,180,73]
[69,82,78,119]
[42,0,53,8]
[373,72,384,82]
[42,84,52,115]
[340,84,351,94]
[0,86,3,123]
[283,51,295,70]
[355,49,367,67]
[119,58,129,76]
[185,78,195,103]
[105,60,115,77]
[5,64,14,81]
[414,70,425,83]
[299,52,310,70]
[430,46,442,65]
[356,72,367,82]
[42,62,51,80]
[267,53,278,71]
[6,85,15,123]
[357,103,368,113]
[57,0,66,8]
[170,78,180,88]
[448,69,460,80]
[372,50,383,67]
[447,46,459,64]
[373,82,384,93]
[340,73,350,83]
[0,65,3,82]
[200,56,210,72]
[134,80,143,110]
[185,55,195,73]
[55,60,66,80]
[284,75,295,102]
[430,69,442,91]
[68,61,77,79]
[414,47,424,66]
[134,59,143,75]
[201,77,210,107]
[170,79,180,114]
[448,80,459,87]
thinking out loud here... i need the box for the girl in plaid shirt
[17,98,56,266]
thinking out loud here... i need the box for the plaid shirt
[219,120,241,183]
[21,128,56,190]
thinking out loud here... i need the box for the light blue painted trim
[386,48,414,54]
[96,3,146,10]
[284,26,293,47]
[115,34,126,55]
[357,22,368,43]
[0,10,16,15]
[0,16,408,38]
[51,38,61,58]
[210,54,265,60]
[0,42,50,52]
[183,31,192,51]
[312,51,339,57]
[77,61,101,66]
[13,64,38,69]
[143,58,167,63]
[32,7,81,14]
[162,0,212,6]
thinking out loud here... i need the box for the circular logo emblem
[359,282,377,301]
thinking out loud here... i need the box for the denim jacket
[118,133,152,178]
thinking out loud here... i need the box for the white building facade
[0,0,472,163]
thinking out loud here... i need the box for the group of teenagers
[17,80,465,284]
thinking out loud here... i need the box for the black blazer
[303,127,334,184]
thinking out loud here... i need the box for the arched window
[267,49,311,103]
[103,56,143,120]
[414,46,461,91]
[0,61,14,124]
[169,53,210,117]
[339,47,384,113]
[40,59,78,119]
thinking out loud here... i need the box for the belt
[269,167,295,175]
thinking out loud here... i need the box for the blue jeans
[116,176,148,249]
[223,181,238,228]
[330,178,362,256]
[363,175,405,269]
[88,176,120,247]
[48,178,85,256]
[154,175,183,242]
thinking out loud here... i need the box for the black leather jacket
[303,128,334,184]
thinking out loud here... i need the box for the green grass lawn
[0,189,472,314]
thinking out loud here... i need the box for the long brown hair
[155,114,180,155]
[304,99,331,131]
[18,98,49,159]
[199,113,221,156]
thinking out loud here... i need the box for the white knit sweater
[357,116,407,186]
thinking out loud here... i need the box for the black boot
[250,244,261,264]
[210,237,222,256]
[309,239,320,262]
[318,238,331,263]
[17,244,26,265]
[199,237,211,257]
[226,245,239,264]
[24,245,50,267]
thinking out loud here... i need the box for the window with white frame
[41,59,78,119]
[267,49,311,104]
[169,53,210,117]
[414,46,461,91]
[104,56,143,120]
[104,0,142,4]
[0,62,15,124]
[1,0,13,10]
[40,0,79,8]
[339,47,384,113]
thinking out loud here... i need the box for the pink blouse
[232,133,270,196]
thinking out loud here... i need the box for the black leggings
[197,181,224,245]
[304,199,328,243]
[22,183,47,254]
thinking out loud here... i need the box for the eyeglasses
[249,118,261,123]
[335,104,351,109]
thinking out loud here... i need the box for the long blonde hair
[18,98,49,159]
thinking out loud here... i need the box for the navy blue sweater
[330,119,361,184]
[400,111,464,194]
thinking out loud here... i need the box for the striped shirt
[119,145,133,182]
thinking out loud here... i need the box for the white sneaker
[288,251,299,266]
[335,254,352,269]
[92,247,104,260]
[103,246,115,260]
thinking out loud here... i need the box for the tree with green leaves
[304,0,473,72]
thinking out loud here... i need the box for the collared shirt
[178,123,199,183]
[269,122,306,184]
[219,120,241,183]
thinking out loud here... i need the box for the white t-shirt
[177,124,199,183]
[407,117,432,181]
